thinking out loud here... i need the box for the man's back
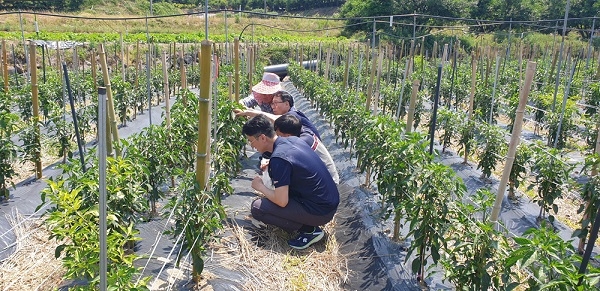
[269,136,339,215]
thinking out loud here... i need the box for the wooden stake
[366,48,378,111]
[228,72,233,101]
[467,55,477,118]
[2,40,9,92]
[99,44,120,157]
[180,49,187,90]
[343,46,351,89]
[91,49,97,92]
[405,79,420,133]
[490,61,537,223]
[120,32,125,81]
[29,42,42,179]
[161,52,170,129]
[234,37,240,102]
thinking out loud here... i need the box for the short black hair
[242,114,276,138]
[274,114,302,137]
[274,90,294,108]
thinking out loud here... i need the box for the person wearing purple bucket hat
[240,72,282,113]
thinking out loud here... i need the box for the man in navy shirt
[243,114,339,250]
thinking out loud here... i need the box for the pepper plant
[506,226,600,289]
[111,74,134,126]
[405,162,466,282]
[458,119,476,164]
[41,179,150,289]
[0,101,19,199]
[48,112,75,163]
[168,89,199,171]
[127,126,173,216]
[441,189,517,290]
[575,153,600,253]
[507,143,532,200]
[18,118,42,177]
[164,172,226,282]
[384,130,431,241]
[529,144,574,222]
[435,107,461,153]
[476,122,507,180]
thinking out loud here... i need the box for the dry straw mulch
[202,218,349,290]
[0,211,64,291]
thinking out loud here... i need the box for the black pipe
[429,64,443,155]
[264,60,318,79]
[62,63,86,172]
[578,203,600,285]
[12,44,18,86]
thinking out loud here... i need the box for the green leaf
[55,244,66,258]
[411,257,421,274]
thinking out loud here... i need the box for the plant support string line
[147,201,200,287]
[0,201,50,242]
[135,196,182,285]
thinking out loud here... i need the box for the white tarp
[30,40,84,50]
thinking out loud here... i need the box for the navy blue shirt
[268,136,339,215]
[286,110,321,140]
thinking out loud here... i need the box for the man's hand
[233,108,246,117]
[234,108,261,118]
[251,176,266,192]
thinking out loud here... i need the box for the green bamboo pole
[195,40,212,189]
[99,44,120,156]
[29,42,42,179]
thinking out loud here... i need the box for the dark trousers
[251,198,336,233]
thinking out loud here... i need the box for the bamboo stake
[248,46,254,93]
[467,55,477,118]
[99,44,120,157]
[228,72,233,101]
[324,47,331,81]
[55,41,61,79]
[234,37,240,102]
[120,32,125,81]
[518,42,524,87]
[195,40,212,190]
[317,43,322,75]
[135,41,140,88]
[432,41,438,63]
[343,46,351,89]
[2,40,8,92]
[91,49,97,92]
[161,52,171,130]
[366,48,378,111]
[373,51,384,115]
[406,79,420,133]
[29,42,42,179]
[180,49,187,90]
[491,61,537,223]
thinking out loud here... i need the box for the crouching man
[243,114,339,249]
